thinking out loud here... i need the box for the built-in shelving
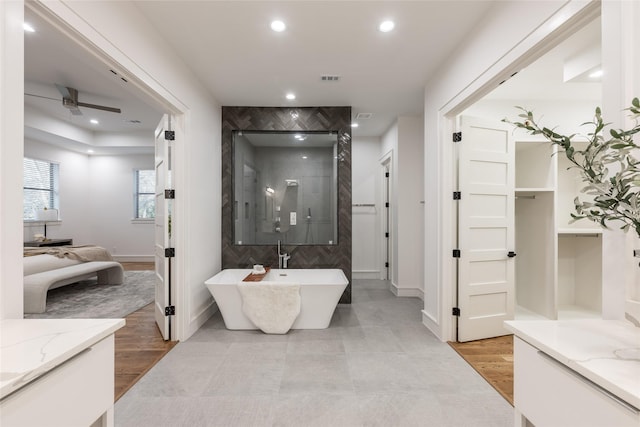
[514,140,602,320]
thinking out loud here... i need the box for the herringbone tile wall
[221,106,353,303]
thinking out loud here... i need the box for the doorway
[380,153,392,281]
[23,4,180,340]
[452,15,602,342]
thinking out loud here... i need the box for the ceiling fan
[54,84,121,115]
[24,84,122,116]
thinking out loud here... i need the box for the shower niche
[233,130,338,245]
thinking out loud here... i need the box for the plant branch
[503,98,640,237]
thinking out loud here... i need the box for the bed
[23,245,124,314]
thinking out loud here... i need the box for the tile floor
[115,279,513,426]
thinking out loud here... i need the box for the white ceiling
[24,1,601,154]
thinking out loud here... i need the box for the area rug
[25,270,155,319]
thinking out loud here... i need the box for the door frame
[433,2,601,342]
[380,150,393,281]
[28,1,189,340]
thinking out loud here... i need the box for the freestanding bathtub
[204,269,348,330]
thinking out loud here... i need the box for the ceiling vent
[356,112,373,120]
[321,75,340,82]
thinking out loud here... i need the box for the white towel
[237,281,301,334]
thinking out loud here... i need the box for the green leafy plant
[504,98,640,236]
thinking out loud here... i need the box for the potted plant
[504,98,640,235]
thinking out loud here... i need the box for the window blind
[135,169,155,219]
[23,158,59,220]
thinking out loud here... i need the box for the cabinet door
[514,337,640,427]
[457,116,515,342]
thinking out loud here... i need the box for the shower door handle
[507,251,517,258]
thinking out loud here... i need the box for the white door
[154,115,174,340]
[457,116,515,342]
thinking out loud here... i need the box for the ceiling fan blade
[54,84,121,114]
[76,102,122,114]
[54,83,72,99]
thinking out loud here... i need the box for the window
[23,158,59,220]
[135,169,155,219]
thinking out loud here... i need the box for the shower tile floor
[115,280,513,427]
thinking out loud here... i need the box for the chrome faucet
[277,240,290,269]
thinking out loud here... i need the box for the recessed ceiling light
[23,22,35,33]
[301,156,308,160]
[271,20,286,32]
[351,123,359,128]
[90,119,99,125]
[286,93,296,100]
[379,20,395,33]
[589,69,603,78]
[87,149,94,154]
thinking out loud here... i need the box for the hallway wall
[352,136,382,279]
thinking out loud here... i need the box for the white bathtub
[204,269,348,330]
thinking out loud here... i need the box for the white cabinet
[515,140,602,320]
[514,336,639,427]
[506,320,640,427]
[0,319,124,427]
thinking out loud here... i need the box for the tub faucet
[277,240,290,269]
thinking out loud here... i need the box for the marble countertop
[0,318,125,399]
[504,319,640,410]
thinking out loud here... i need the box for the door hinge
[453,191,461,200]
[385,262,389,268]
[164,189,175,199]
[165,248,175,258]
[164,130,175,141]
[453,249,461,258]
[164,306,175,316]
[385,172,390,178]
[452,307,461,316]
[385,202,390,208]
[453,131,462,142]
[385,232,389,238]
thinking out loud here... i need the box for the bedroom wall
[23,138,154,261]
[88,153,155,261]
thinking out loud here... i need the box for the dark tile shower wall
[221,106,352,303]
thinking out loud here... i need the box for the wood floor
[448,335,514,406]
[114,262,177,401]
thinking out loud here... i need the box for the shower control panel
[290,212,297,225]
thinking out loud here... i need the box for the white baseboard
[422,309,445,342]
[389,282,424,300]
[352,270,381,280]
[182,300,218,341]
[112,255,154,263]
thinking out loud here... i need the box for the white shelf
[557,304,602,320]
[558,228,602,235]
[515,304,549,320]
[515,187,554,193]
